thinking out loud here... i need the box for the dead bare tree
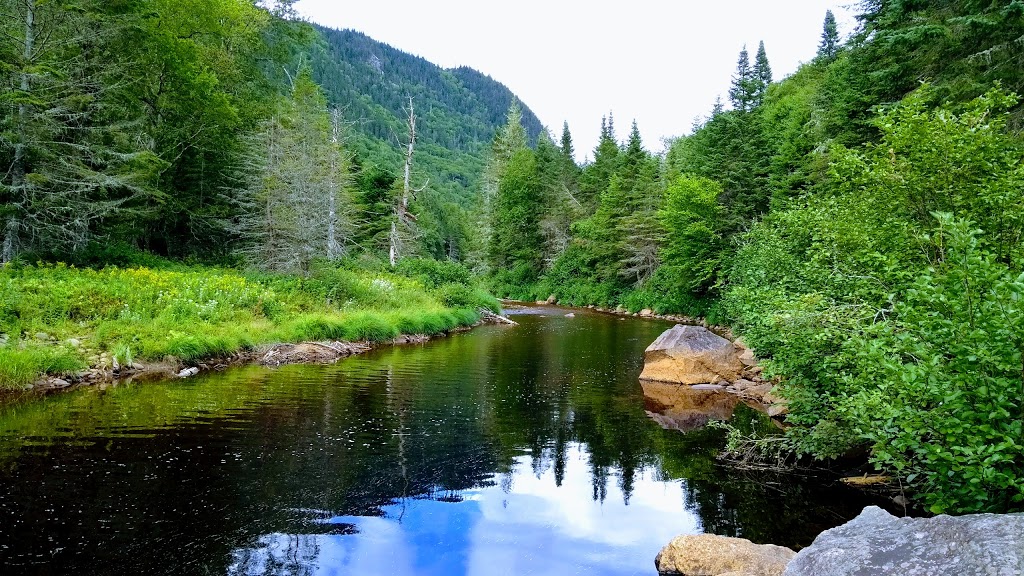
[389,96,426,267]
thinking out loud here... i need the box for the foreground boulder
[640,325,744,384]
[784,506,1024,576]
[656,534,796,576]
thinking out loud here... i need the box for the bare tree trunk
[327,108,340,260]
[4,0,35,262]
[389,221,398,267]
[390,97,418,267]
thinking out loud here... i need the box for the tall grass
[0,259,498,389]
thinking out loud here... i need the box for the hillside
[311,27,544,207]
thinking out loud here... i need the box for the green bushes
[724,88,1024,512]
[0,261,494,388]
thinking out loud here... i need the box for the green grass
[0,259,499,389]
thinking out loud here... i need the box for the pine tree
[752,41,772,107]
[0,0,161,261]
[579,114,620,208]
[728,45,756,112]
[559,121,574,162]
[817,10,840,61]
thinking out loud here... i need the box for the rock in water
[641,325,744,384]
[784,506,1024,576]
[656,534,796,576]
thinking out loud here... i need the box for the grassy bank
[0,258,499,389]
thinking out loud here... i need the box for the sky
[293,0,858,160]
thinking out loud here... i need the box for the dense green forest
[2,0,1023,514]
[480,3,1024,514]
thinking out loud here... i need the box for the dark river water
[0,306,882,575]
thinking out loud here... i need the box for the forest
[2,0,1023,514]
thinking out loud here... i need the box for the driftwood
[479,309,518,326]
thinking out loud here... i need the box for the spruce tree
[559,121,574,162]
[753,41,772,107]
[817,10,840,61]
[728,45,755,112]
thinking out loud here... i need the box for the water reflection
[0,307,885,575]
[230,444,697,576]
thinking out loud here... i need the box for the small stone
[639,308,654,317]
[734,378,757,390]
[545,294,557,304]
[34,332,50,341]
[67,338,82,347]
[177,367,200,378]
[564,313,576,318]
[535,300,547,305]
[738,349,757,368]
[743,384,774,401]
[50,378,71,389]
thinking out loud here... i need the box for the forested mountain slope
[312,27,543,207]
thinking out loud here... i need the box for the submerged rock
[640,325,744,385]
[784,506,1024,576]
[656,534,795,576]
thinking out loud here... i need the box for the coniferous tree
[817,10,840,61]
[753,41,772,107]
[579,115,620,208]
[0,0,161,261]
[728,45,756,112]
[616,122,663,285]
[559,121,575,162]
[234,68,353,273]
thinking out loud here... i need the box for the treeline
[483,2,1024,513]
[0,0,538,268]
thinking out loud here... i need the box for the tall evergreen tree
[728,45,756,112]
[817,10,840,61]
[0,0,161,261]
[753,41,772,107]
[559,121,574,162]
[579,114,620,208]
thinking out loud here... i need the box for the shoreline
[9,311,517,402]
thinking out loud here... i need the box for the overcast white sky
[293,1,858,160]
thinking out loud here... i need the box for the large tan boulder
[641,325,745,384]
[656,534,796,576]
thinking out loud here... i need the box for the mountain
[311,27,544,206]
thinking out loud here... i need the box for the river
[0,305,882,575]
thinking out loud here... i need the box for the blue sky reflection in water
[229,444,697,575]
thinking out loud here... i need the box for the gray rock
[50,378,71,389]
[177,367,200,378]
[784,506,1024,576]
[67,338,82,347]
[734,378,757,390]
[34,332,50,341]
[564,313,576,318]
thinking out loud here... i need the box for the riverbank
[0,259,501,392]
